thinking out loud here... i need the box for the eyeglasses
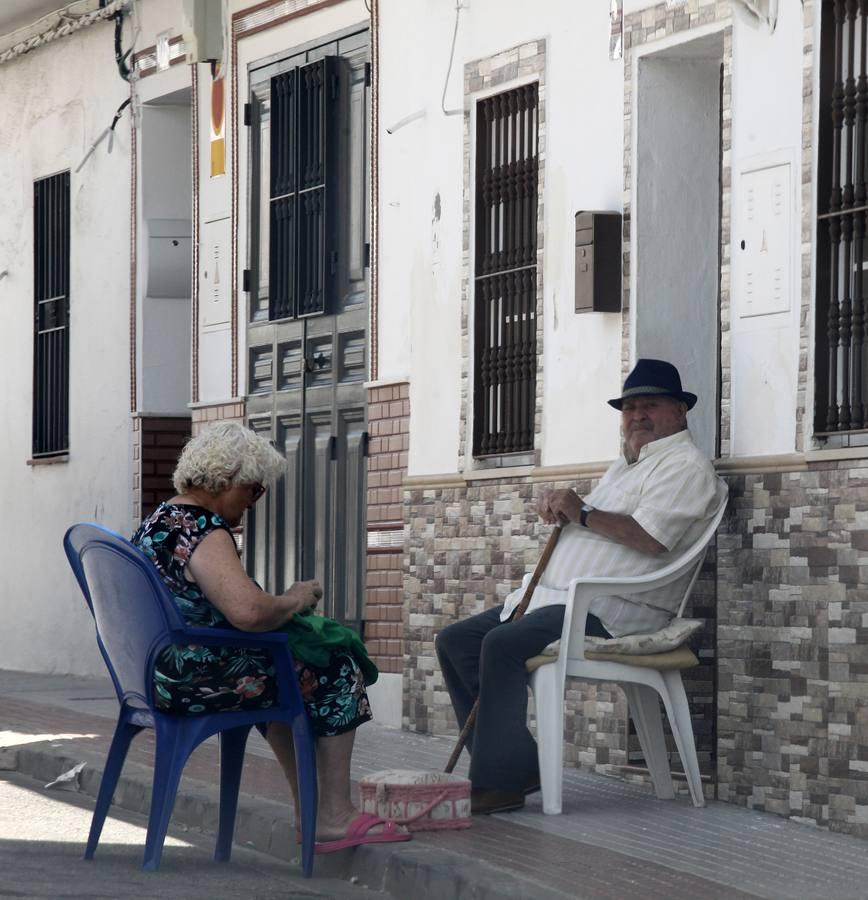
[249,482,266,502]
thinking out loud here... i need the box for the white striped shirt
[500,430,720,637]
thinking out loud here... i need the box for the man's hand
[283,579,323,616]
[537,488,583,525]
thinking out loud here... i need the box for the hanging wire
[441,1,463,117]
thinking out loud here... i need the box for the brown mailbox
[575,211,622,313]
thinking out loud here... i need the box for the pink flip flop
[314,812,412,854]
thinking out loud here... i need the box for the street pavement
[0,769,385,900]
[2,669,868,899]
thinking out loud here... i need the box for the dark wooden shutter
[473,84,539,456]
[268,57,337,321]
[33,171,70,457]
[269,69,297,321]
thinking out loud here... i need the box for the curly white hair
[172,422,285,495]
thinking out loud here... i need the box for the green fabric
[277,612,379,686]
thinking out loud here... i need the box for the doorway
[634,34,724,459]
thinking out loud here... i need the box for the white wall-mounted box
[734,161,791,319]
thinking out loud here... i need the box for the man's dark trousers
[435,604,566,793]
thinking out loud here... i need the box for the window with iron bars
[815,0,868,434]
[473,83,539,457]
[266,57,338,321]
[32,171,70,458]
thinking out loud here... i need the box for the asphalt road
[0,770,385,900]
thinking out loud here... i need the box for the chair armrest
[179,626,291,650]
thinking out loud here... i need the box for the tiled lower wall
[717,460,868,838]
[403,458,868,836]
[365,382,409,674]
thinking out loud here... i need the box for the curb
[11,743,570,900]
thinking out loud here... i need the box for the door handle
[304,352,329,373]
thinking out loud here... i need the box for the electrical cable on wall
[0,0,130,66]
[75,96,131,172]
[114,9,133,80]
[441,1,464,117]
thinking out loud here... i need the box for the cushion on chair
[584,645,699,669]
[526,644,699,672]
[585,617,704,655]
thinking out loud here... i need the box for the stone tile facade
[366,382,409,674]
[403,454,868,835]
[716,459,868,838]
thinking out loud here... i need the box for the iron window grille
[815,0,868,434]
[268,57,339,321]
[472,83,539,457]
[32,171,70,458]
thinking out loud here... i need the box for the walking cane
[444,523,564,774]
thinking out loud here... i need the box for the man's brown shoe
[470,788,525,815]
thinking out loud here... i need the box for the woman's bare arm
[186,529,321,631]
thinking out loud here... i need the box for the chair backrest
[561,478,729,662]
[672,478,729,617]
[64,522,186,711]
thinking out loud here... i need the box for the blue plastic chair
[63,522,317,876]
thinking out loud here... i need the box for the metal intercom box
[574,211,622,313]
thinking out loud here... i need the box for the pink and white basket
[358,769,471,832]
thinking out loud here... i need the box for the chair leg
[660,672,705,808]
[623,683,675,801]
[532,666,564,815]
[292,716,318,878]
[214,726,252,863]
[142,720,195,871]
[85,718,144,860]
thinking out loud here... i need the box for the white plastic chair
[528,479,728,814]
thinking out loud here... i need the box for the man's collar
[627,428,691,464]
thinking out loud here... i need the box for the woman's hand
[284,579,323,616]
[537,488,583,525]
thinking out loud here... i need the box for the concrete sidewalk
[1,669,867,900]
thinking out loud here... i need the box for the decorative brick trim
[190,401,246,435]
[458,39,546,472]
[191,64,200,404]
[797,0,815,452]
[366,381,408,673]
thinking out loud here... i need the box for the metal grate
[473,83,539,456]
[816,0,868,432]
[32,172,70,457]
[268,58,334,321]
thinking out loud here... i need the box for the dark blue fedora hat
[608,358,697,410]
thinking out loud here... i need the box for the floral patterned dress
[132,502,371,737]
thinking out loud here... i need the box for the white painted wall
[728,3,804,456]
[0,18,135,675]
[378,0,625,476]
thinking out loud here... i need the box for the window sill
[27,454,70,467]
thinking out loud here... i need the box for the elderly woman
[132,422,409,853]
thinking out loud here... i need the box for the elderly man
[435,359,720,815]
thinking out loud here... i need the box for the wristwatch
[579,504,595,528]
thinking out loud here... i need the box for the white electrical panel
[735,161,791,319]
[200,216,231,328]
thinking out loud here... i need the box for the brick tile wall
[132,415,191,524]
[366,382,409,673]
